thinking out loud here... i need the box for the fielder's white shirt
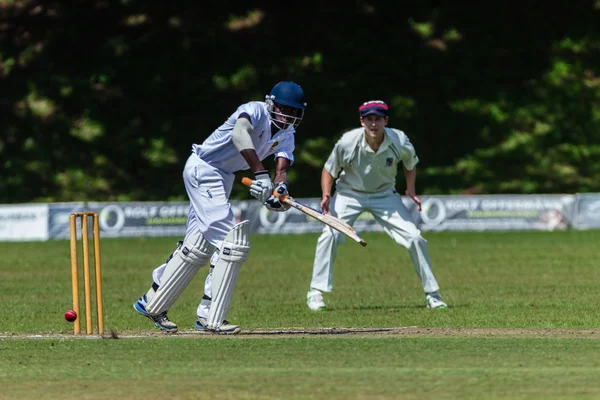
[325,127,419,193]
[192,101,295,173]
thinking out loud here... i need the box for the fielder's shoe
[194,317,241,335]
[426,293,448,309]
[133,294,178,332]
[307,289,326,311]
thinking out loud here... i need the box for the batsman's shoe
[194,317,241,335]
[133,295,178,332]
[307,289,326,311]
[426,293,448,309]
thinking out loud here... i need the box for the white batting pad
[207,221,250,329]
[146,231,216,314]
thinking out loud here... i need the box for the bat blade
[282,196,367,247]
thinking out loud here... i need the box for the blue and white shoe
[194,317,240,335]
[133,294,178,332]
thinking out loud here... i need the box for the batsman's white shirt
[187,100,295,246]
[310,127,440,294]
[152,101,295,288]
[192,101,295,174]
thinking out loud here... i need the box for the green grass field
[1,230,600,399]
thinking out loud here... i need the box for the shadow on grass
[245,327,398,335]
[330,304,427,311]
[326,303,466,311]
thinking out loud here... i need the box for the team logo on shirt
[385,157,393,167]
[269,141,280,151]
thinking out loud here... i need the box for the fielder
[306,100,448,311]
[134,81,306,334]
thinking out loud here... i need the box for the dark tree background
[1,0,599,203]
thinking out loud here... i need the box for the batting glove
[249,171,274,203]
[265,183,291,212]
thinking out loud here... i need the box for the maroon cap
[359,100,388,117]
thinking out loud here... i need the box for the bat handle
[241,177,253,187]
[240,177,289,202]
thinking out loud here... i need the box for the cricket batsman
[133,81,306,333]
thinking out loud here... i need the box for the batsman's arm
[232,114,268,173]
[233,114,275,202]
[273,157,291,186]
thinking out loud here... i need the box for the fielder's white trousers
[310,189,440,294]
[152,153,236,317]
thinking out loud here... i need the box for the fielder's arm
[403,166,422,211]
[320,168,335,214]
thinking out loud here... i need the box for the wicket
[69,212,104,335]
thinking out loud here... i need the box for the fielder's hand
[320,193,332,215]
[249,171,274,203]
[405,189,422,211]
[265,183,291,212]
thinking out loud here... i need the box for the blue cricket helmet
[265,81,307,130]
[268,81,306,110]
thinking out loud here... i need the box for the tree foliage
[1,0,599,203]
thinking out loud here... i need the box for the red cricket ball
[64,309,77,322]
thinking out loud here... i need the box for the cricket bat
[241,177,367,247]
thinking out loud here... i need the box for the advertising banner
[46,199,379,239]
[243,194,577,235]
[0,204,49,241]
[48,202,85,239]
[12,193,584,242]
[573,193,600,230]
[82,202,191,238]
[413,194,575,232]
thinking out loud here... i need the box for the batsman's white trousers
[152,154,237,314]
[310,189,440,294]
